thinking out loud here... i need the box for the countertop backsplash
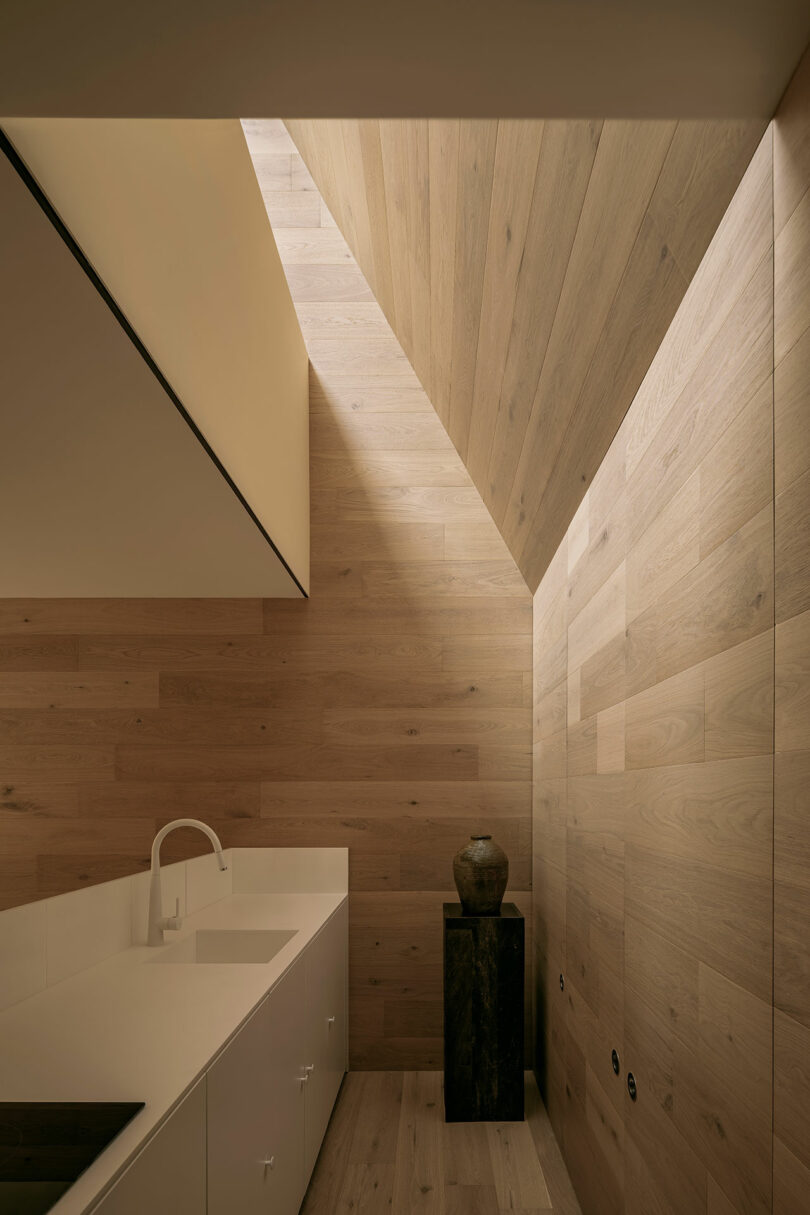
[0,847,348,1012]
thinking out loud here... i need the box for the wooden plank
[290,154,316,192]
[520,208,688,589]
[0,746,115,782]
[272,227,354,264]
[625,665,705,770]
[362,561,526,599]
[483,121,602,524]
[705,632,774,760]
[503,120,676,554]
[261,189,321,227]
[391,1072,445,1215]
[626,472,700,622]
[775,187,810,366]
[0,635,78,670]
[283,263,375,303]
[263,597,531,637]
[0,671,159,709]
[776,610,810,754]
[633,506,774,695]
[114,742,482,783]
[310,486,489,524]
[355,120,396,326]
[624,130,773,483]
[160,669,526,711]
[427,119,460,421]
[0,599,263,635]
[626,250,774,554]
[378,120,416,365]
[775,469,810,624]
[260,780,529,819]
[466,121,544,484]
[310,413,455,453]
[79,632,445,674]
[773,1136,810,1215]
[307,337,415,377]
[295,302,391,341]
[567,563,625,673]
[310,451,470,488]
[774,750,810,895]
[774,1010,810,1171]
[648,120,767,281]
[700,377,773,560]
[445,122,498,461]
[775,325,810,495]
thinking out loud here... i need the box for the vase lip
[470,834,492,840]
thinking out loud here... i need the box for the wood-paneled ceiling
[285,119,767,591]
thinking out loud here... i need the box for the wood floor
[301,1071,581,1214]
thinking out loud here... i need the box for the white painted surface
[3,119,310,592]
[0,889,346,1215]
[45,880,132,987]
[0,900,47,1007]
[0,147,303,598]
[207,955,307,1215]
[303,901,348,1182]
[92,1079,206,1215]
[231,846,349,895]
[186,849,234,914]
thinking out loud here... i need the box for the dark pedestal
[443,901,524,1122]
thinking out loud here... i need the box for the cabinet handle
[304,1064,315,1073]
[262,1156,275,1171]
[327,1016,336,1026]
[298,1074,309,1087]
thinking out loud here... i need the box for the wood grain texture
[773,46,810,1213]
[286,117,767,592]
[301,1071,569,1215]
[0,121,531,1073]
[533,123,780,1215]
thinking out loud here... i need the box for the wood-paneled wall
[533,47,810,1215]
[773,47,810,1214]
[0,120,532,1069]
[285,117,766,592]
[533,127,776,1215]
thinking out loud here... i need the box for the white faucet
[147,818,228,946]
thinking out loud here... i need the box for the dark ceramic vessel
[452,834,508,915]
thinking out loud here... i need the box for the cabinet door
[208,957,307,1215]
[303,901,348,1180]
[92,1080,206,1215]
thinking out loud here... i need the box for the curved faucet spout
[147,818,227,946]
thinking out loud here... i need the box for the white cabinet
[208,955,307,1215]
[91,1080,206,1215]
[207,901,348,1214]
[303,901,348,1182]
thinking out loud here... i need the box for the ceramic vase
[452,834,508,916]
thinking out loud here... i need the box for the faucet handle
[162,897,183,932]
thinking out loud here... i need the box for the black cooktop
[0,1103,144,1215]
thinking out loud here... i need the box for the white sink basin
[148,929,297,965]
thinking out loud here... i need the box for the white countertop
[0,890,346,1215]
